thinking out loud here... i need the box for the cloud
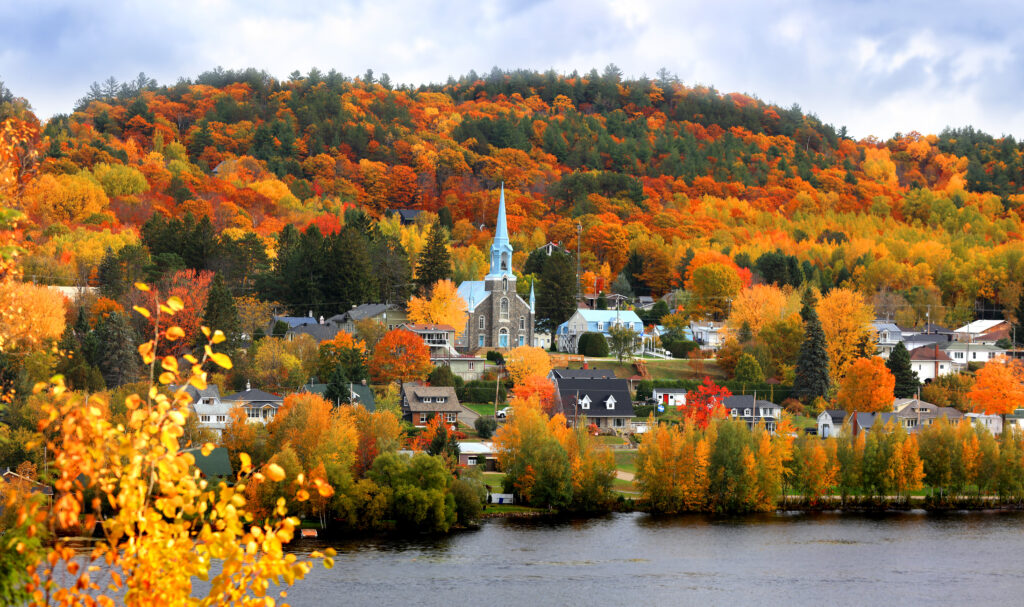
[1,0,1023,139]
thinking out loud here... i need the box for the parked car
[495,406,512,419]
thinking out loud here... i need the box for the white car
[495,406,512,419]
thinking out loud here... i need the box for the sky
[1,0,1022,140]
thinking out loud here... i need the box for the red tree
[681,376,732,429]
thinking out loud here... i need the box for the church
[456,186,535,351]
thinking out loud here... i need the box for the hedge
[577,332,609,357]
[457,380,508,404]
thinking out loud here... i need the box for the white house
[689,321,726,350]
[964,413,1003,436]
[174,384,231,436]
[953,320,1009,344]
[221,385,284,425]
[941,342,1007,366]
[817,409,847,438]
[651,387,687,407]
[533,331,552,350]
[556,309,644,354]
[908,345,956,382]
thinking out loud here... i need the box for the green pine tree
[201,273,241,351]
[886,341,920,398]
[738,321,753,343]
[1013,288,1024,347]
[96,312,140,388]
[536,251,577,334]
[414,222,453,295]
[793,290,830,401]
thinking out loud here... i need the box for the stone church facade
[457,186,535,351]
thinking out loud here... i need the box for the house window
[597,321,604,331]
[519,316,525,330]
[467,456,478,466]
[614,418,625,427]
[606,395,616,410]
[744,408,752,416]
[479,315,486,330]
[731,409,737,416]
[972,352,977,360]
[503,277,508,291]
[580,396,591,410]
[478,335,485,347]
[468,362,475,370]
[423,397,432,403]
[216,415,226,422]
[500,298,509,320]
[499,329,509,348]
[247,409,260,419]
[437,397,446,403]
[200,415,210,422]
[445,413,457,423]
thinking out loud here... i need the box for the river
[206,511,1023,606]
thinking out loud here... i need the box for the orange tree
[968,357,1024,415]
[835,357,896,413]
[681,377,731,429]
[504,345,552,385]
[406,279,466,337]
[368,328,431,384]
[7,284,335,606]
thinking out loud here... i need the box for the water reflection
[53,511,1024,606]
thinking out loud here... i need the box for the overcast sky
[2,0,1022,140]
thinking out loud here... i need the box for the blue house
[556,309,644,353]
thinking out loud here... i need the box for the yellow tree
[406,279,467,337]
[504,345,552,385]
[15,285,334,606]
[0,280,65,353]
[726,284,791,337]
[817,287,874,380]
[967,357,1024,415]
[835,357,896,413]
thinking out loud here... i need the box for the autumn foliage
[835,357,896,413]
[967,357,1024,415]
[368,328,432,384]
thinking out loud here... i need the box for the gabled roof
[457,281,487,312]
[549,368,617,380]
[571,309,644,325]
[942,342,1006,353]
[288,323,341,342]
[272,315,318,328]
[822,409,847,424]
[909,346,953,362]
[872,321,902,335]
[221,388,283,406]
[723,395,780,411]
[171,383,221,403]
[340,303,396,323]
[182,446,233,478]
[405,323,456,332]
[954,320,1007,334]
[402,383,461,412]
[554,378,634,418]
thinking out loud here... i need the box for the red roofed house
[908,345,955,382]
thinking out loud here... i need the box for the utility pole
[576,223,582,304]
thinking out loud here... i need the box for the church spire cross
[486,183,515,280]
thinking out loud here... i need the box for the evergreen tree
[96,312,140,388]
[738,321,753,344]
[536,251,577,334]
[415,222,453,295]
[886,341,920,398]
[324,364,359,406]
[793,290,830,401]
[328,226,377,312]
[201,273,240,351]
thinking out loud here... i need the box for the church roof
[458,281,487,312]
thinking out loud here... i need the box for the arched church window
[479,315,485,330]
[500,298,509,320]
[519,316,525,330]
[503,277,508,291]
[501,252,509,271]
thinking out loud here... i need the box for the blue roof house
[556,309,644,354]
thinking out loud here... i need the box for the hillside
[3,67,1024,324]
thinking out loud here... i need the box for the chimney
[308,310,313,318]
[361,379,367,386]
[246,380,251,391]
[319,315,325,325]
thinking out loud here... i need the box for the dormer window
[580,395,591,410]
[605,395,616,410]
[437,397,446,403]
[731,409,738,416]
[423,397,432,403]
[744,408,752,416]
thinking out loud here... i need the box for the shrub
[474,416,498,439]
[782,398,805,416]
[577,332,609,357]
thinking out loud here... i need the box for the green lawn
[598,435,628,446]
[482,504,546,515]
[465,402,498,417]
[612,477,637,492]
[614,449,637,475]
